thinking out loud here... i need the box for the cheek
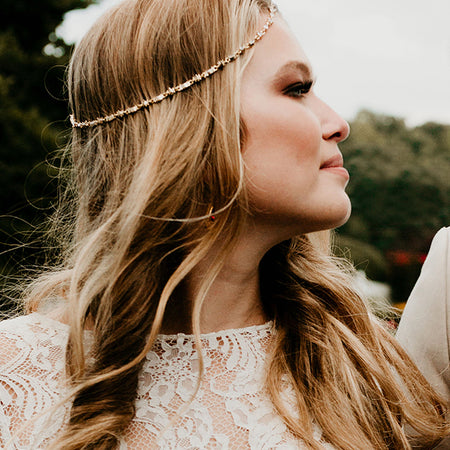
[243,102,322,161]
[242,111,322,176]
[242,124,322,213]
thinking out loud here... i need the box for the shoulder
[423,226,449,271]
[0,313,69,365]
[396,227,449,401]
[0,311,66,337]
[397,227,449,320]
[0,312,69,380]
[0,313,69,448]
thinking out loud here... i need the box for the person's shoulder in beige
[397,226,450,403]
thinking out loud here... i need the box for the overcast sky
[58,0,450,126]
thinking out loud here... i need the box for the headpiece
[70,4,278,129]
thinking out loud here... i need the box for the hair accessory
[70,4,278,129]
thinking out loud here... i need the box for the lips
[320,154,344,169]
[320,154,349,181]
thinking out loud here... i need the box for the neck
[161,223,281,335]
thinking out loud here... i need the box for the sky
[57,0,450,126]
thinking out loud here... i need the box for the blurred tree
[338,110,450,302]
[0,0,95,309]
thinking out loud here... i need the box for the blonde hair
[22,0,447,448]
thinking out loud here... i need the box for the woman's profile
[0,0,448,448]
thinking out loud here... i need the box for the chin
[314,197,352,232]
[333,201,352,228]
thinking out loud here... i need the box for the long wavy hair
[22,0,447,448]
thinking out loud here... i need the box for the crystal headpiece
[70,4,277,129]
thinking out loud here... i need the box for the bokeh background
[1,0,449,314]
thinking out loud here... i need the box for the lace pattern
[0,314,332,449]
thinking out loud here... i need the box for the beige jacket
[396,227,449,448]
[396,227,449,402]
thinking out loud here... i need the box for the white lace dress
[0,313,332,449]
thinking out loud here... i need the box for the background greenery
[0,0,95,312]
[1,0,449,312]
[337,111,449,303]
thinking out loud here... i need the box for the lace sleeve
[0,314,69,449]
[0,328,20,448]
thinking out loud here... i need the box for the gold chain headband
[70,4,277,129]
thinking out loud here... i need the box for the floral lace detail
[0,314,70,449]
[0,314,332,449]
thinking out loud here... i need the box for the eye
[284,80,314,98]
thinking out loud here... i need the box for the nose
[315,96,350,143]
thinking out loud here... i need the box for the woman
[0,0,447,448]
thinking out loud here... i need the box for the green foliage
[340,110,449,250]
[0,0,95,308]
[0,0,94,53]
[338,110,450,301]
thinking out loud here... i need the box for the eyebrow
[272,61,315,84]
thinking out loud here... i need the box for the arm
[396,227,450,404]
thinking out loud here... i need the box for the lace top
[0,313,332,449]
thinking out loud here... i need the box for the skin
[176,17,351,334]
[241,20,351,241]
[54,17,350,334]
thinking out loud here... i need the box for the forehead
[242,18,313,83]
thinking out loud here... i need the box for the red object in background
[418,253,427,264]
[389,250,411,266]
[387,250,428,266]
[385,319,398,331]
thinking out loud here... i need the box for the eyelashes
[284,79,314,98]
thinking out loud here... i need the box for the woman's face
[240,18,351,238]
